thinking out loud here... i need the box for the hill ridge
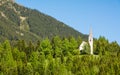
[0,1,87,42]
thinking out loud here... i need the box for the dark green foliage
[0,1,87,42]
[0,36,120,75]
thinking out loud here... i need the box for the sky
[16,0,120,44]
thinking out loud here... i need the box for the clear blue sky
[16,0,120,44]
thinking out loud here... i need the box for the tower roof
[89,28,92,36]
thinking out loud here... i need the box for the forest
[0,36,120,75]
[0,1,87,42]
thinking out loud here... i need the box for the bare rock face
[9,0,15,2]
[0,0,15,3]
[0,0,14,5]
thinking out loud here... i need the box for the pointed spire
[88,28,93,55]
[89,28,93,37]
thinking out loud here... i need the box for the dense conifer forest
[0,36,120,75]
[0,1,87,42]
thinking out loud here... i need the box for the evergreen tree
[23,63,33,75]
[69,36,78,54]
[61,38,70,56]
[1,40,17,75]
[96,36,109,55]
[52,36,62,58]
[40,38,53,58]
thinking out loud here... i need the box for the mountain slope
[0,0,87,42]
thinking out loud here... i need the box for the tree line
[0,36,120,75]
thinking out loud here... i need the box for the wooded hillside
[0,1,87,42]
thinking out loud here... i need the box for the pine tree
[1,40,17,75]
